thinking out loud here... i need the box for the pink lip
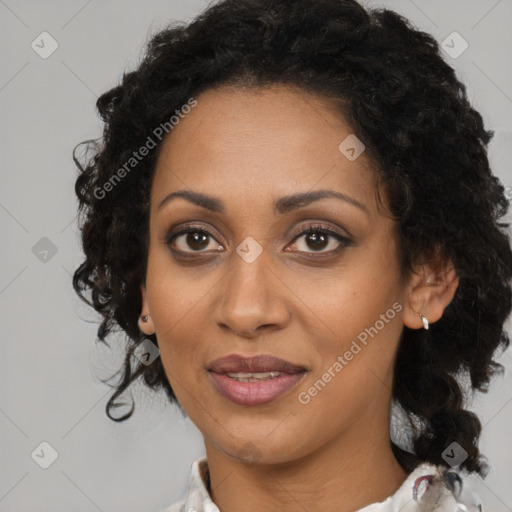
[207,353,307,406]
[208,353,306,374]
[208,371,307,406]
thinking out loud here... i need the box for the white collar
[163,457,483,512]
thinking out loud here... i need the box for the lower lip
[208,371,306,406]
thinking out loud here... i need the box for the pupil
[187,232,208,250]
[307,232,327,251]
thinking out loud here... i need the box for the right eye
[165,225,224,254]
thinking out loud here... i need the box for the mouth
[207,354,307,406]
[221,371,292,382]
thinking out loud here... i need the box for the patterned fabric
[160,457,483,512]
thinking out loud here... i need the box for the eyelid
[288,222,352,243]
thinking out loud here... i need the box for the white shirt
[160,457,483,512]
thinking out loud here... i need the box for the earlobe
[139,284,156,335]
[419,313,429,330]
[138,313,155,335]
[403,261,459,330]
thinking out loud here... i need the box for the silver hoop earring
[419,313,429,330]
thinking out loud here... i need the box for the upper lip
[208,354,306,374]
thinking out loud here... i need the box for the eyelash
[164,223,353,259]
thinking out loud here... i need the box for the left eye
[287,226,351,254]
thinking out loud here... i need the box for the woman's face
[141,84,411,464]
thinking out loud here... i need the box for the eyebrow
[157,189,369,215]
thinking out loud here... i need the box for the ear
[139,283,156,335]
[402,249,459,330]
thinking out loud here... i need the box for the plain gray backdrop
[1,0,511,511]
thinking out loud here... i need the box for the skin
[139,84,459,512]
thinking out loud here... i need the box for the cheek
[307,235,401,339]
[146,239,213,323]
[144,257,209,370]
[301,232,403,388]
[298,309,402,436]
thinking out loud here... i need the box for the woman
[72,0,512,510]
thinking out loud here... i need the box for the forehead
[150,84,379,218]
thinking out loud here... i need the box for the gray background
[1,0,511,511]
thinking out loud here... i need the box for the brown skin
[139,84,459,512]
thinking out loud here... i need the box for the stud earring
[140,314,149,322]
[419,313,429,330]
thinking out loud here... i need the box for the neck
[204,416,409,512]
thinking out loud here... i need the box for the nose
[212,245,291,339]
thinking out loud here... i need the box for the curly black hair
[72,0,512,477]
